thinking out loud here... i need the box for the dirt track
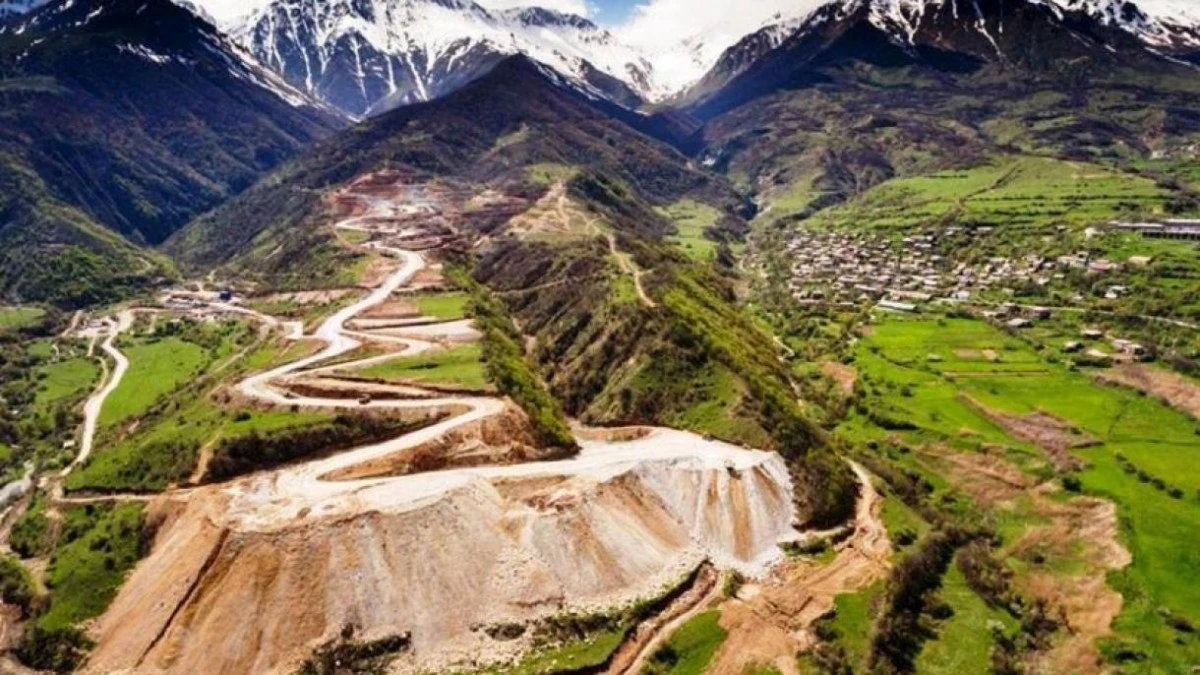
[703,462,890,675]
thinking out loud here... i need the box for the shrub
[205,414,441,481]
[868,529,967,672]
[0,556,37,616]
[15,625,93,673]
[297,626,410,675]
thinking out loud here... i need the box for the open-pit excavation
[64,184,871,675]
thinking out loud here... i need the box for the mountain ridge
[167,54,745,280]
[684,0,1200,121]
[0,0,342,305]
[232,0,662,117]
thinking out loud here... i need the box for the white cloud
[616,0,822,49]
[476,0,593,17]
[611,0,826,92]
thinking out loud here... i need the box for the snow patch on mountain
[841,0,1200,48]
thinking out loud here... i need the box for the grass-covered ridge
[456,271,577,452]
[804,155,1172,233]
[473,182,857,527]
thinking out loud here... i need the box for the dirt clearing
[961,396,1092,471]
[921,446,1131,674]
[1095,364,1200,418]
[820,362,858,395]
[703,464,890,675]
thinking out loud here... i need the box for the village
[782,228,1130,307]
[782,226,1160,363]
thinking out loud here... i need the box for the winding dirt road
[62,311,133,479]
[115,197,777,534]
[65,187,885,674]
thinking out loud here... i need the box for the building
[1112,219,1200,240]
[878,300,917,313]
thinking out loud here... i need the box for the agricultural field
[804,155,1172,233]
[351,344,489,391]
[70,322,336,492]
[99,336,208,428]
[658,200,721,261]
[832,313,1200,672]
[414,291,469,321]
[0,306,45,333]
[914,561,1018,673]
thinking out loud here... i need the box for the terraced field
[805,156,1171,233]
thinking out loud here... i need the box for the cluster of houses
[782,229,1129,310]
[1062,328,1150,363]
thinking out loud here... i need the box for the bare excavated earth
[82,434,800,675]
[704,463,890,675]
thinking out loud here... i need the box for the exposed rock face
[83,433,798,674]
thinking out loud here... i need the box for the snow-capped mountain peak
[5,0,1198,119]
[846,0,1200,48]
[230,0,663,116]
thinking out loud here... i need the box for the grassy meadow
[836,313,1200,672]
[805,155,1171,233]
[659,199,721,261]
[71,322,335,492]
[352,344,489,391]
